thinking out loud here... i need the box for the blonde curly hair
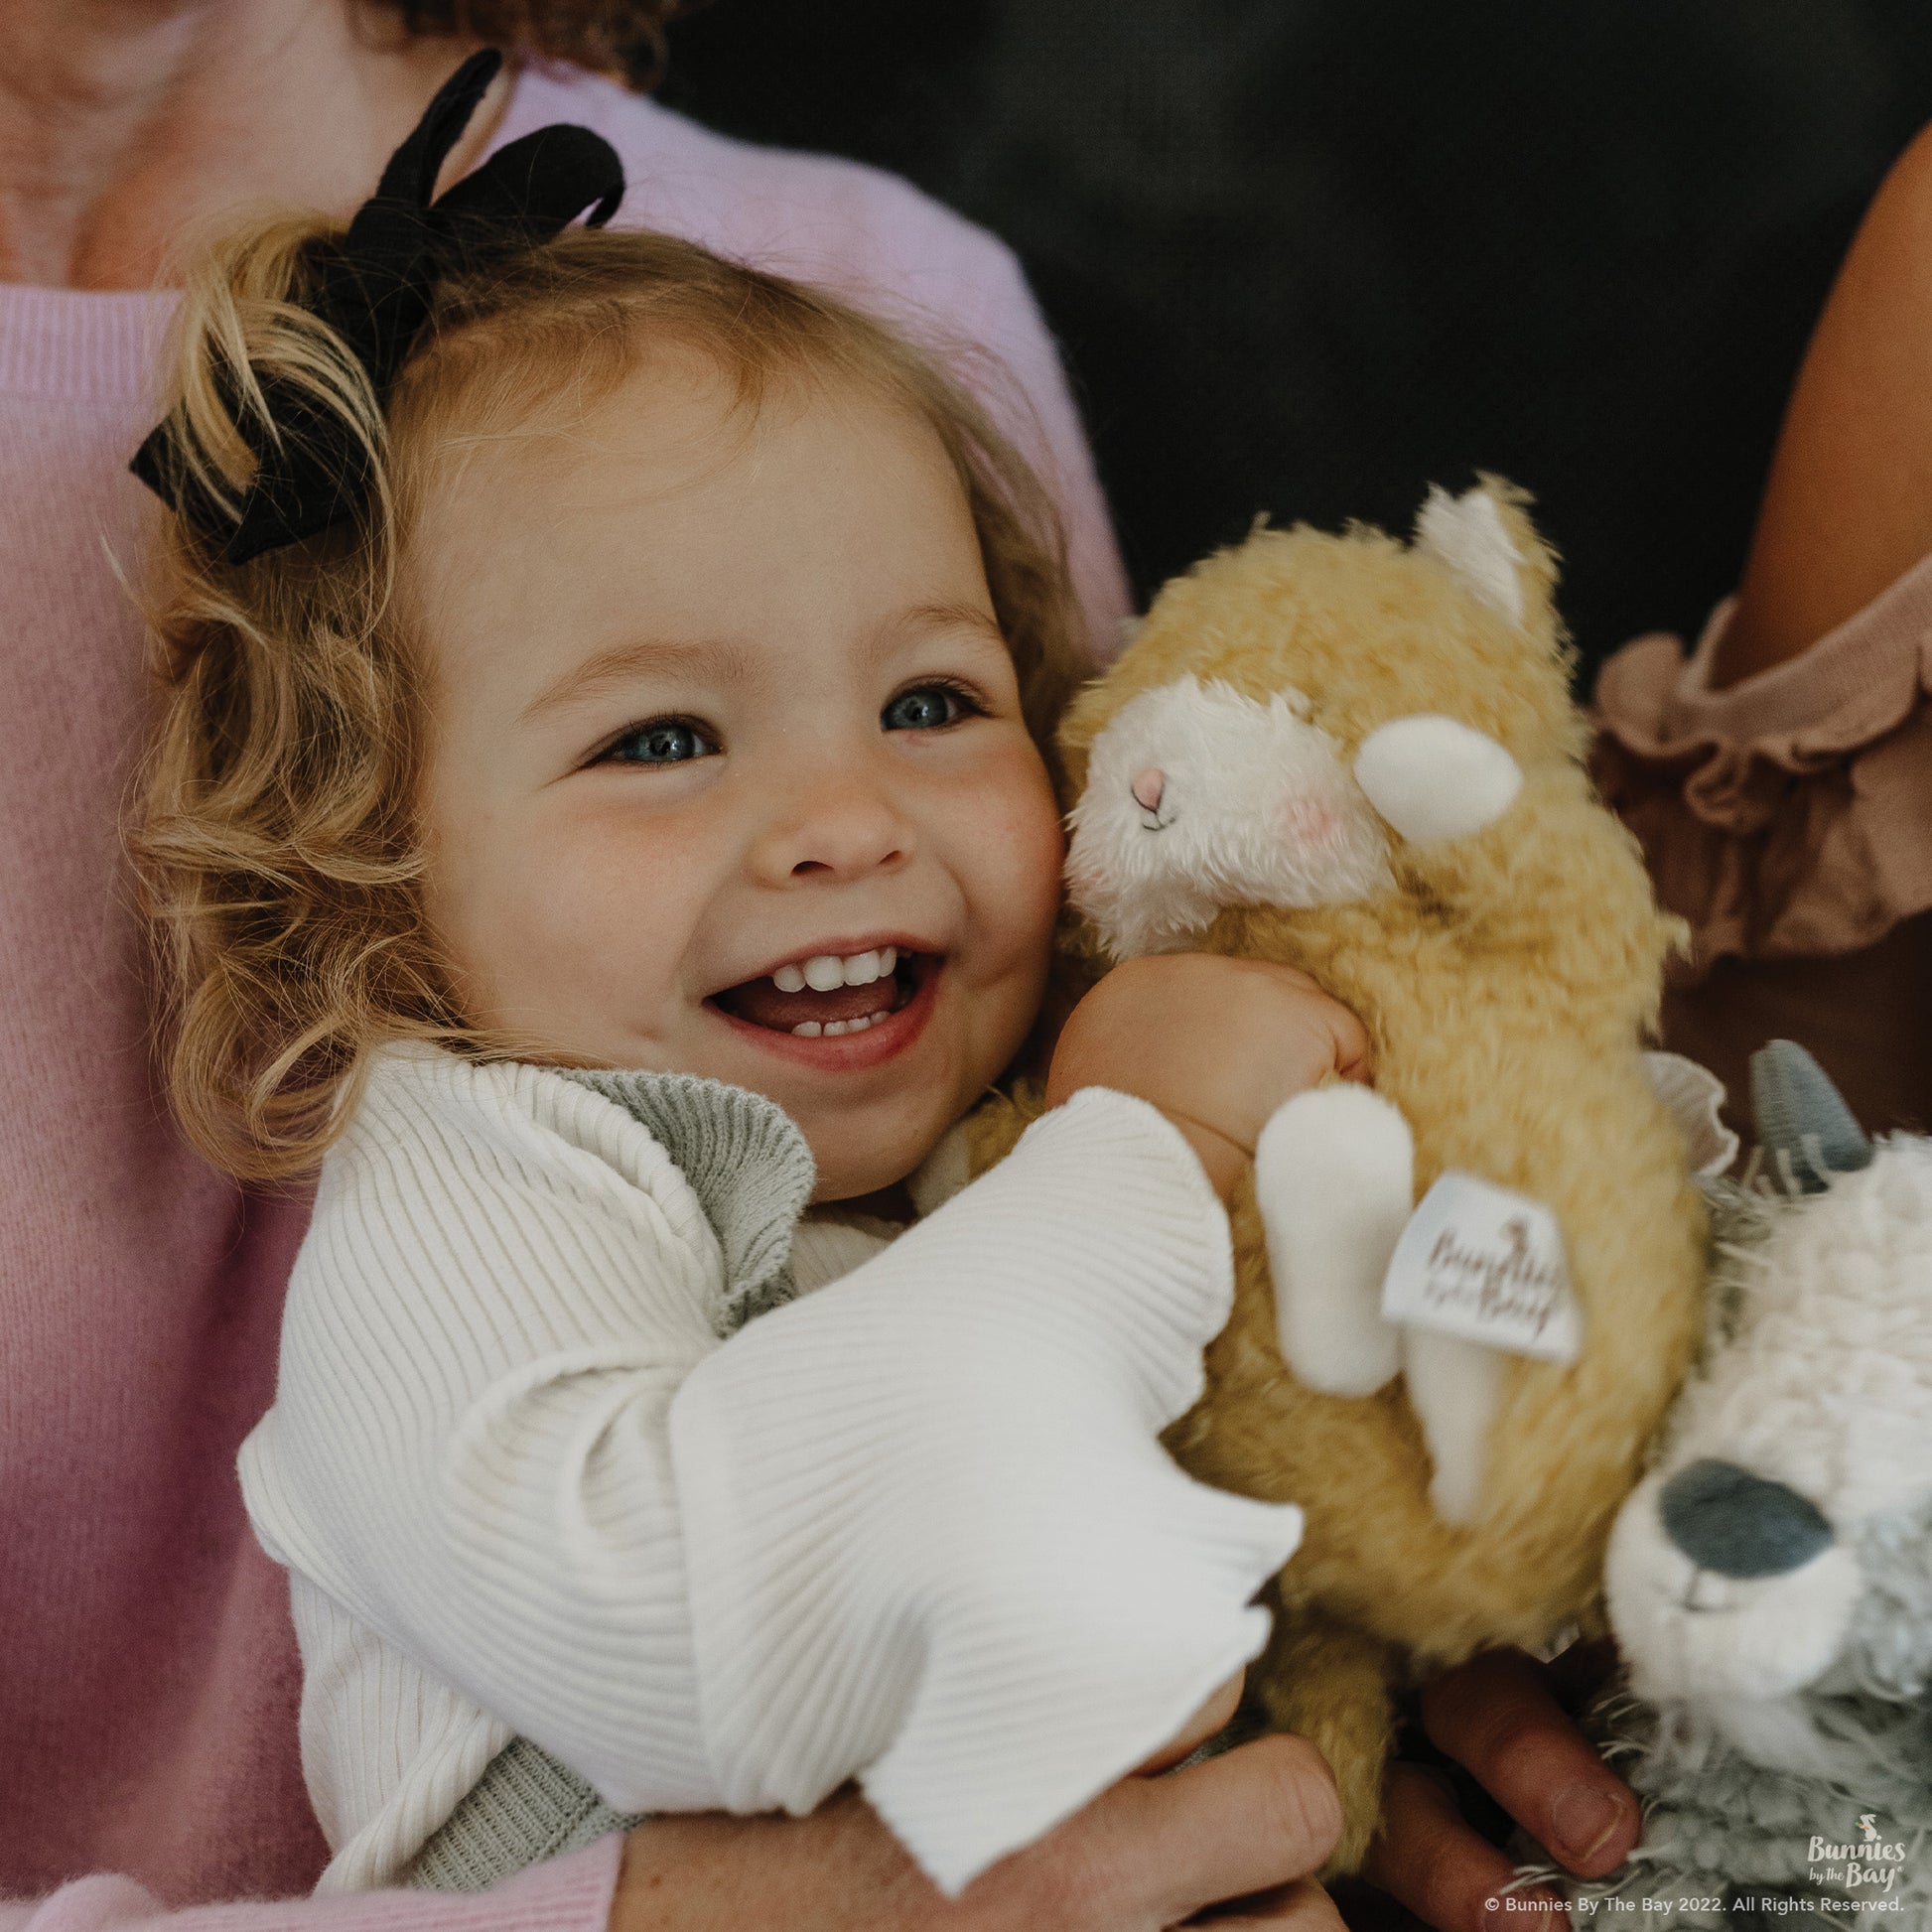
[131,215,1086,1183]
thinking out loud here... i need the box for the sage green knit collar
[560,1067,816,1335]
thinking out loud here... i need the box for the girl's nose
[751,767,913,885]
[1131,767,1167,814]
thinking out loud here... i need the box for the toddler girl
[131,59,1363,1900]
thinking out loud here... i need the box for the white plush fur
[1352,715,1523,847]
[1064,675,1390,960]
[1606,1485,1864,1706]
[1413,483,1526,622]
[1564,1142,1932,1921]
[1604,1138,1932,1760]
[1255,1086,1410,1396]
[1401,1328,1507,1525]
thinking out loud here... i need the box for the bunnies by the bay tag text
[1381,1172,1583,1364]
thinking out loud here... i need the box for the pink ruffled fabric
[1594,556,1932,1135]
[1593,549,1932,975]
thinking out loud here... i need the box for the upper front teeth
[771,945,898,993]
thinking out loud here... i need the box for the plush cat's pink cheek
[1277,793,1338,848]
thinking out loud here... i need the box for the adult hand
[613,1732,1346,1932]
[1354,1647,1638,1931]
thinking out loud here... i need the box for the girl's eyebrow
[519,635,757,725]
[892,602,1005,643]
[875,601,1008,661]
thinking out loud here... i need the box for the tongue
[722,974,898,1032]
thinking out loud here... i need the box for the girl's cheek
[965,736,1066,957]
[465,805,708,1039]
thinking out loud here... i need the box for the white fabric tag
[1380,1171,1583,1364]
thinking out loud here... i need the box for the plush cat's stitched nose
[1131,767,1166,813]
[1659,1458,1834,1579]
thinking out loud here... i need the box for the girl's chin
[795,1094,967,1207]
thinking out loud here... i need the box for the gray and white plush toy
[1553,1042,1932,1926]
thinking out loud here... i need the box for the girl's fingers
[1418,1650,1638,1877]
[1361,1762,1566,1932]
[1081,1732,1344,1926]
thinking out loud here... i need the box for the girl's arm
[665,1085,1306,1892]
[246,1050,1305,1894]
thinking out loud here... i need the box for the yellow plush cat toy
[978,482,1707,1869]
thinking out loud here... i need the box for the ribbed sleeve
[670,1087,1305,1894]
[241,1051,1298,1895]
[240,1048,732,1885]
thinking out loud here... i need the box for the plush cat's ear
[1413,478,1559,633]
[1353,714,1521,845]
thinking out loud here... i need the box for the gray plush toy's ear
[1749,1039,1871,1195]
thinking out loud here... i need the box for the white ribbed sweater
[238,1047,1305,1896]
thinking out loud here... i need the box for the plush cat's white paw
[1255,1085,1411,1395]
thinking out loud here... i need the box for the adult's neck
[0,1,508,291]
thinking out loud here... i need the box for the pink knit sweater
[0,64,1127,1929]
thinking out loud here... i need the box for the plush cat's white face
[1064,672,1523,959]
[1064,484,1544,960]
[1064,676,1392,958]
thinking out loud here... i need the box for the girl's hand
[613,1731,1346,1932]
[1045,954,1372,1199]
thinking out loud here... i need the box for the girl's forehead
[399,353,994,710]
[408,350,966,560]
[408,343,922,496]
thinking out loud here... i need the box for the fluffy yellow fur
[996,486,1707,1869]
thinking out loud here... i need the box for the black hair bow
[132,49,624,564]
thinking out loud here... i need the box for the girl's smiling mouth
[708,943,940,1066]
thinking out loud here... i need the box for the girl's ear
[1412,478,1560,635]
[1353,714,1522,846]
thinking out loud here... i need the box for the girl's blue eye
[883,684,971,732]
[607,719,717,765]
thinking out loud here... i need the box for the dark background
[660,0,1932,681]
